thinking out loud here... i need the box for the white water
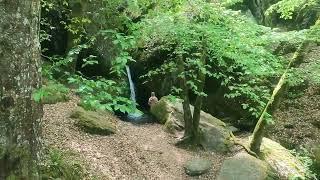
[126,65,136,106]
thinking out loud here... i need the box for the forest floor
[42,95,227,180]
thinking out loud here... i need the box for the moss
[40,148,87,180]
[41,81,70,104]
[70,107,117,135]
[258,138,306,179]
[164,116,175,133]
[150,98,171,124]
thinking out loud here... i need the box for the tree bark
[0,1,42,179]
[177,55,193,140]
[249,40,310,154]
[192,44,207,143]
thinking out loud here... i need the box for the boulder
[243,137,307,179]
[184,158,211,176]
[70,107,117,135]
[150,97,233,152]
[217,152,276,180]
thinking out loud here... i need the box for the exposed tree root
[229,132,259,158]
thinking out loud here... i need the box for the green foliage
[220,0,244,7]
[68,75,135,113]
[266,0,319,20]
[137,0,284,121]
[290,148,318,180]
[33,81,69,104]
[99,30,137,76]
[42,44,90,80]
[40,148,86,179]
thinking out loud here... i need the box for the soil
[43,95,227,179]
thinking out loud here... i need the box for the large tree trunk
[0,1,42,179]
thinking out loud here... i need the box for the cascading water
[126,65,136,107]
[125,65,144,121]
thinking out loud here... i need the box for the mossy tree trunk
[0,1,43,179]
[249,40,310,154]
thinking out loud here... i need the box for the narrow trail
[43,95,225,180]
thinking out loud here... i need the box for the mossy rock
[150,97,233,152]
[42,81,70,104]
[241,137,307,179]
[70,107,117,135]
[150,98,171,124]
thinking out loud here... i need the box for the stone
[184,158,211,176]
[240,137,307,179]
[150,97,233,152]
[70,107,117,135]
[259,138,307,179]
[150,99,171,124]
[217,153,276,180]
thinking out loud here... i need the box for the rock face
[238,137,307,179]
[259,138,306,179]
[70,107,117,135]
[246,0,318,30]
[217,153,274,180]
[150,97,233,152]
[184,158,212,176]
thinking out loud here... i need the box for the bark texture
[0,1,42,179]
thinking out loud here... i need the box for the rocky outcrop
[217,152,276,180]
[238,137,307,179]
[259,138,306,179]
[70,107,117,135]
[246,0,319,30]
[218,137,308,179]
[150,97,233,152]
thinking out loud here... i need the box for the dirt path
[43,95,225,179]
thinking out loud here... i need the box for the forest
[0,0,319,179]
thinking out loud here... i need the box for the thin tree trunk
[0,1,42,179]
[249,40,310,153]
[177,55,193,139]
[192,44,207,143]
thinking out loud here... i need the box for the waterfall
[126,65,136,106]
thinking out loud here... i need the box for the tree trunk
[249,40,310,154]
[192,44,207,143]
[0,1,42,179]
[177,55,193,139]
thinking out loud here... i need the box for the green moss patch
[70,107,117,135]
[41,81,70,104]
